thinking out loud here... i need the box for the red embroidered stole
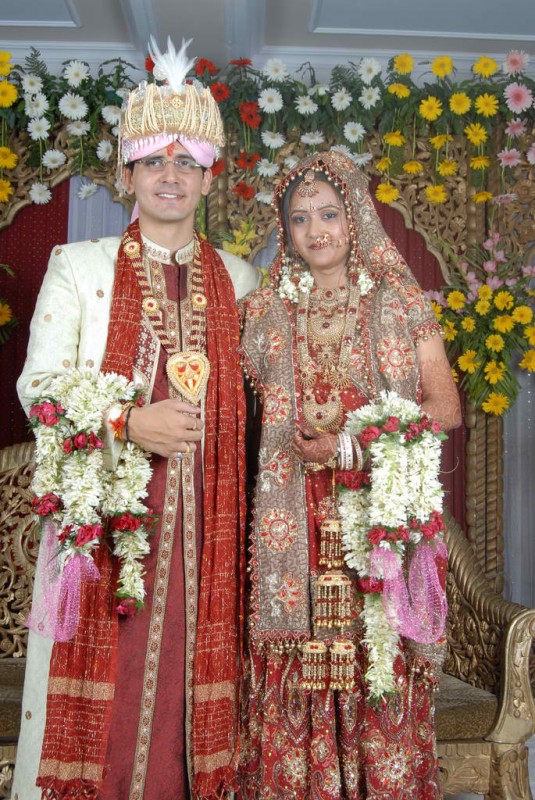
[37,221,246,800]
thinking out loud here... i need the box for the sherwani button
[63,359,71,367]
[97,289,104,298]
[44,314,52,321]
[86,359,94,367]
[55,248,62,255]
[31,379,40,387]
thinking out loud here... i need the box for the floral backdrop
[0,46,534,415]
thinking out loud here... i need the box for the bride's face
[287,180,351,279]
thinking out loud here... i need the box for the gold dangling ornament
[301,640,328,690]
[314,571,352,630]
[317,495,344,570]
[329,640,356,691]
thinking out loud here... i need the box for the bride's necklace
[297,280,360,433]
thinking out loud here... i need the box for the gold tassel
[329,640,356,691]
[319,516,344,569]
[301,641,328,690]
[314,571,352,631]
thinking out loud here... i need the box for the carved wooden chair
[1,445,534,799]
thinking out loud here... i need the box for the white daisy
[257,159,280,178]
[331,88,352,111]
[42,149,67,169]
[359,86,381,110]
[352,151,373,166]
[27,117,51,141]
[77,181,99,200]
[24,92,49,118]
[63,60,90,88]
[344,121,366,143]
[284,155,299,170]
[96,139,114,162]
[58,92,88,120]
[308,83,330,97]
[300,130,325,145]
[111,125,120,138]
[101,105,122,126]
[358,57,382,85]
[115,87,131,101]
[66,120,90,136]
[261,130,286,149]
[295,95,318,115]
[258,88,283,113]
[255,191,273,205]
[22,74,43,94]
[331,144,354,159]
[29,182,52,204]
[262,58,289,82]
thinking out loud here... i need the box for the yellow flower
[464,123,488,146]
[524,325,535,345]
[493,314,514,333]
[478,285,492,300]
[402,160,423,175]
[475,299,491,315]
[470,155,490,170]
[0,301,13,325]
[431,301,443,321]
[437,159,458,177]
[443,320,458,341]
[512,305,533,324]
[486,333,505,352]
[0,51,12,77]
[449,92,471,115]
[384,130,406,147]
[519,350,535,371]
[0,147,18,169]
[458,350,480,373]
[376,157,392,173]
[494,290,514,310]
[0,178,14,204]
[429,133,453,149]
[375,182,399,204]
[447,290,466,310]
[419,95,443,121]
[484,360,506,385]
[222,240,252,257]
[475,93,499,117]
[473,191,493,203]
[482,392,509,415]
[432,55,454,78]
[0,80,18,108]
[461,317,476,332]
[473,55,498,78]
[451,366,459,383]
[425,184,447,204]
[388,83,411,99]
[393,53,414,75]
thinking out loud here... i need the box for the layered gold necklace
[297,280,360,432]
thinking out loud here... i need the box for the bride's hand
[292,422,337,465]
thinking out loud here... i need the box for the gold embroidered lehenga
[239,150,457,800]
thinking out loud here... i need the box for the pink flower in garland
[505,118,526,138]
[497,148,521,168]
[504,82,533,114]
[503,50,530,75]
[527,144,535,166]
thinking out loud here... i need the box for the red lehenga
[239,150,445,800]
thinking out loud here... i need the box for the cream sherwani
[12,235,260,800]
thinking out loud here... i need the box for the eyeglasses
[132,156,203,173]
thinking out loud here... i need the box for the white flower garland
[277,261,373,303]
[339,390,446,699]
[30,368,153,613]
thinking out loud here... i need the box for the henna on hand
[292,423,337,464]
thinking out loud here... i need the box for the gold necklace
[297,280,360,432]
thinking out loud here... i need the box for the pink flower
[359,425,381,449]
[527,144,535,166]
[505,118,526,138]
[522,265,535,277]
[63,438,74,454]
[75,523,103,547]
[87,432,104,452]
[116,597,137,617]
[492,193,517,205]
[431,421,442,434]
[73,432,89,449]
[358,577,384,594]
[503,50,530,75]
[497,147,521,168]
[29,401,61,426]
[483,260,497,273]
[32,493,61,516]
[367,526,388,545]
[382,416,400,433]
[483,233,500,251]
[504,82,533,114]
[486,276,503,290]
[505,278,518,287]
[111,513,142,531]
[494,250,507,263]
[425,289,446,306]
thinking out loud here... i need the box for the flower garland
[277,263,373,303]
[338,390,447,699]
[29,368,153,619]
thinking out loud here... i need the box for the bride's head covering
[270,149,403,293]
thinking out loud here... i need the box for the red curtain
[373,195,466,529]
[0,181,70,448]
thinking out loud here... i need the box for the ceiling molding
[119,0,160,54]
[1,0,80,27]
[311,27,535,42]
[8,40,145,74]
